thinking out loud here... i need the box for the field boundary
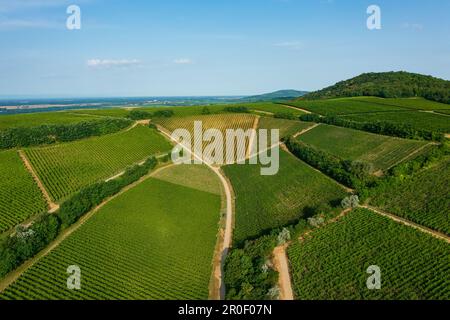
[361,205,450,243]
[293,123,320,138]
[279,104,312,114]
[18,150,59,213]
[0,163,174,293]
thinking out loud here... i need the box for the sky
[0,0,449,97]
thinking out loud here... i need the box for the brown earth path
[18,150,59,213]
[292,123,320,138]
[155,126,234,300]
[273,244,294,300]
[279,104,312,114]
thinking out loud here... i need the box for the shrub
[127,110,151,120]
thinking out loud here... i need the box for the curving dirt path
[273,244,294,300]
[156,126,234,300]
[18,150,59,213]
[293,123,320,138]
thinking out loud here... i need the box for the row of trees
[127,109,175,120]
[0,157,158,278]
[299,114,444,141]
[0,118,132,149]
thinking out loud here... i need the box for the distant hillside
[301,72,450,104]
[242,89,308,102]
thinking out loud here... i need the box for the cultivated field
[223,149,348,243]
[0,112,98,130]
[257,117,313,141]
[341,111,450,133]
[352,97,450,111]
[0,150,47,232]
[155,113,257,163]
[288,208,450,300]
[287,97,408,116]
[369,158,450,235]
[24,126,172,201]
[1,170,222,300]
[297,124,429,171]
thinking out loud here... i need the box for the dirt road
[273,245,294,300]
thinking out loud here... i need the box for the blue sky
[0,0,449,97]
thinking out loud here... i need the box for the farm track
[292,123,320,138]
[273,244,294,300]
[18,150,59,213]
[361,205,450,243]
[156,125,234,300]
[279,104,312,114]
[246,116,260,159]
[0,163,175,293]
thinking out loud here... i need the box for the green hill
[242,89,308,102]
[301,72,450,104]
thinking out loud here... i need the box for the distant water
[0,96,245,115]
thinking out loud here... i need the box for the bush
[152,110,174,118]
[127,110,151,120]
[224,106,249,113]
[341,195,360,209]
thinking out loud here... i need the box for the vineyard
[24,126,172,201]
[369,157,450,235]
[340,111,450,133]
[1,173,222,300]
[223,149,348,243]
[243,103,306,117]
[286,98,408,116]
[258,117,313,141]
[298,124,429,171]
[155,113,257,163]
[352,97,450,111]
[152,164,222,196]
[0,112,98,130]
[0,150,47,232]
[287,208,450,300]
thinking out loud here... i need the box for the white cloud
[173,58,193,65]
[87,59,142,69]
[273,41,303,50]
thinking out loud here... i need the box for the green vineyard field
[24,126,172,201]
[369,157,450,235]
[288,208,450,300]
[0,150,47,232]
[297,124,429,171]
[1,171,222,300]
[223,149,348,243]
[0,112,98,130]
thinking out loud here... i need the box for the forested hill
[301,72,450,104]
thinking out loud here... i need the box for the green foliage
[300,114,444,141]
[0,213,59,278]
[2,176,221,299]
[273,111,296,120]
[288,208,450,299]
[302,71,450,104]
[369,156,450,235]
[25,126,172,201]
[127,110,151,120]
[285,137,372,189]
[58,157,157,228]
[297,124,428,171]
[201,106,211,115]
[341,195,359,209]
[0,118,132,149]
[223,149,348,243]
[224,235,278,300]
[223,106,250,113]
[0,150,48,232]
[0,112,98,130]
[152,109,174,118]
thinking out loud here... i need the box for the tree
[201,107,211,115]
[277,228,291,245]
[341,195,360,209]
